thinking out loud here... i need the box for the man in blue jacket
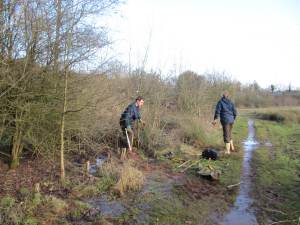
[119,96,144,156]
[212,91,237,154]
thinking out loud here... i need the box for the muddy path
[220,120,259,225]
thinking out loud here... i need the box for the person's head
[135,96,144,107]
[222,90,229,98]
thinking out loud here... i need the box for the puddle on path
[87,195,126,217]
[86,157,183,222]
[89,155,107,174]
[220,120,259,225]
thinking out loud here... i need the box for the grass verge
[251,109,300,225]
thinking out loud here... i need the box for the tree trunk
[0,0,4,58]
[60,69,68,182]
[10,112,23,169]
[53,0,62,69]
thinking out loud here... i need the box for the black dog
[202,149,218,160]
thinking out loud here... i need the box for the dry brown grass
[114,161,145,196]
[96,159,145,196]
[97,158,121,179]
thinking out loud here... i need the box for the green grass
[158,116,248,189]
[241,106,300,124]
[208,116,248,187]
[121,178,228,225]
[251,111,300,225]
[233,116,249,145]
[0,192,70,225]
[68,200,91,221]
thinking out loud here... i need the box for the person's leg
[120,147,127,160]
[119,121,128,159]
[229,123,235,151]
[228,123,232,140]
[125,127,134,152]
[222,123,231,154]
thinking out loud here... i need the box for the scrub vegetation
[1,0,300,224]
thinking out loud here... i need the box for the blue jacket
[120,103,141,128]
[214,96,237,124]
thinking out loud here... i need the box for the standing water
[220,120,259,225]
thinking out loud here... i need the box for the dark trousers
[119,121,134,148]
[221,123,233,143]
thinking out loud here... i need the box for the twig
[269,219,298,225]
[180,161,199,172]
[226,182,241,189]
[261,207,287,215]
[0,151,10,157]
[177,160,191,168]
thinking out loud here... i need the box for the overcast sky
[104,0,300,88]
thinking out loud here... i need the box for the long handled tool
[125,128,132,152]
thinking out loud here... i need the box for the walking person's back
[212,91,237,154]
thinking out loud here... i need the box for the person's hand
[139,119,146,127]
[212,120,217,126]
[126,126,133,134]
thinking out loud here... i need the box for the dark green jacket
[120,103,141,128]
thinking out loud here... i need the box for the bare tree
[0,0,121,172]
[53,0,121,182]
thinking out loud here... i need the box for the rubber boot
[230,140,235,152]
[225,143,231,154]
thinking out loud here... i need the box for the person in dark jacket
[212,91,237,154]
[119,96,144,156]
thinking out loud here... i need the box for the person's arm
[136,107,141,120]
[124,105,134,129]
[133,105,142,122]
[214,101,221,119]
[232,103,237,120]
[212,101,221,125]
